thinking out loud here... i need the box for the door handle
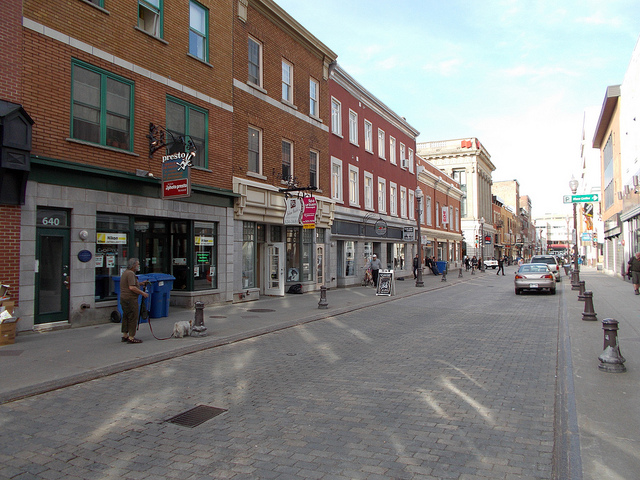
[63,273,70,290]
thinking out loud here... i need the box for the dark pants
[372,269,379,286]
[121,296,139,338]
[497,265,504,275]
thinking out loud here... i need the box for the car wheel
[550,288,556,295]
[515,288,520,295]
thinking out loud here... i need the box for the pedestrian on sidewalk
[496,256,505,275]
[413,254,420,279]
[627,252,640,295]
[120,258,149,344]
[370,254,382,287]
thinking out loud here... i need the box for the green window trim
[70,59,134,151]
[166,95,209,169]
[189,0,209,62]
[138,0,164,38]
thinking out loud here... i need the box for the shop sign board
[284,197,303,225]
[376,269,395,296]
[403,226,415,241]
[162,152,192,199]
[302,196,317,229]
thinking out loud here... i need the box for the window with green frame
[189,0,208,61]
[71,61,134,150]
[166,96,208,168]
[138,0,163,37]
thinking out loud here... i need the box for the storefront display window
[194,222,217,290]
[286,227,301,281]
[243,222,256,288]
[302,229,314,281]
[345,240,355,276]
[95,213,130,300]
[393,243,405,269]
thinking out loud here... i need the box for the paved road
[1,272,562,479]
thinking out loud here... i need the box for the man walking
[370,254,382,287]
[627,252,640,295]
[413,254,420,279]
[496,256,505,275]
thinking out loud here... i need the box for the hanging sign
[302,196,317,229]
[284,197,303,225]
[162,152,192,199]
[403,226,415,241]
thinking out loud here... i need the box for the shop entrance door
[316,245,325,287]
[264,243,285,296]
[35,228,70,324]
[135,220,169,274]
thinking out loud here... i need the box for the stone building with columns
[416,138,495,260]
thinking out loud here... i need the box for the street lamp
[479,216,485,271]
[415,186,424,287]
[569,176,579,283]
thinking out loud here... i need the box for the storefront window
[286,227,300,281]
[316,228,325,244]
[171,221,189,290]
[364,242,373,261]
[271,225,282,243]
[394,243,405,269]
[302,229,314,281]
[345,240,355,276]
[194,222,217,290]
[243,222,256,288]
[95,213,130,300]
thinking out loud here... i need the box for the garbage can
[146,273,175,318]
[435,261,448,275]
[111,275,154,323]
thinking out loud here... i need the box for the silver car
[514,263,556,295]
[530,255,561,282]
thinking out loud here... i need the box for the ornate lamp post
[415,186,424,287]
[569,176,580,282]
[479,216,485,271]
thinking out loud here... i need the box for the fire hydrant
[598,319,626,373]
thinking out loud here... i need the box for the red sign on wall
[162,153,192,199]
[302,196,317,229]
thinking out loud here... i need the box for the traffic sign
[562,194,599,204]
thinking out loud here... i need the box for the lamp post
[415,186,424,287]
[569,176,580,282]
[479,216,485,271]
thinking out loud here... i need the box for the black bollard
[578,280,586,300]
[441,270,447,282]
[318,285,328,309]
[581,291,597,321]
[598,319,626,373]
[458,267,463,278]
[191,301,208,336]
[571,270,581,290]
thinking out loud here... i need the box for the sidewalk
[0,267,466,405]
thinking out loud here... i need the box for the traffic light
[475,234,479,248]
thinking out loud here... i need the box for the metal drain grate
[167,405,227,428]
[247,309,276,313]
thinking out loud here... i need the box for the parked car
[514,263,556,295]
[484,258,498,269]
[530,255,561,282]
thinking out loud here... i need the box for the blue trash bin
[435,261,448,275]
[111,275,154,323]
[146,273,175,318]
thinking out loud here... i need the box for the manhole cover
[167,405,227,428]
[247,309,276,313]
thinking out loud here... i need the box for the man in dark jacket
[412,254,420,279]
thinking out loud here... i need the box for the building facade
[328,64,420,285]
[417,138,495,261]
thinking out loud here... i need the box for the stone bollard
[598,319,626,373]
[458,267,463,278]
[191,301,208,337]
[441,269,447,282]
[578,281,586,301]
[571,270,581,290]
[581,291,597,321]
[318,285,328,309]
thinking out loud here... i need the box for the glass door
[35,228,70,324]
[316,245,325,287]
[264,243,285,296]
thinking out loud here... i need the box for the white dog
[172,320,192,338]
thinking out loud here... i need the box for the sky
[274,0,640,218]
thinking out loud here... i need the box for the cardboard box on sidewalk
[0,298,18,346]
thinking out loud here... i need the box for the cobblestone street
[1,274,559,479]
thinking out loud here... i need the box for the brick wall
[0,0,22,103]
[0,206,21,304]
[232,2,331,192]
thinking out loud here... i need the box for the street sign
[563,194,599,204]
